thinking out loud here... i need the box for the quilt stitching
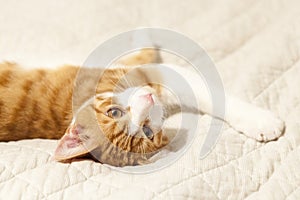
[154,172,220,199]
[253,59,300,100]
[285,186,300,199]
[1,0,300,198]
[215,1,280,62]
[1,143,53,157]
[0,162,46,198]
[45,169,120,197]
[207,0,261,43]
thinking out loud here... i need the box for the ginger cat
[0,49,284,166]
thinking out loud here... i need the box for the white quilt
[1,0,300,199]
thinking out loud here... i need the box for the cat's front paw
[233,109,285,142]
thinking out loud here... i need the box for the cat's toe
[252,116,285,142]
[233,109,285,142]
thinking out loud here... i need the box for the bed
[0,0,299,199]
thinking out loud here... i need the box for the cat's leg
[156,64,284,142]
[118,28,161,66]
[117,48,161,66]
[223,96,284,141]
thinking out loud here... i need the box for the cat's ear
[53,124,97,161]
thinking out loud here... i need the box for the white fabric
[1,0,300,199]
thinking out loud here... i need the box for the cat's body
[0,63,77,141]
[0,49,159,141]
[0,49,284,166]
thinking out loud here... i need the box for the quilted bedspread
[1,0,300,199]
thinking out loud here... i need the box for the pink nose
[140,93,154,104]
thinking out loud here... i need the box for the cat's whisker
[122,76,132,87]
[114,82,125,90]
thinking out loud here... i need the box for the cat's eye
[106,107,124,119]
[143,125,154,139]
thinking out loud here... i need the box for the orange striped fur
[0,49,169,166]
[0,63,78,141]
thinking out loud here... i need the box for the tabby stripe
[21,80,33,136]
[31,70,46,121]
[0,70,12,87]
[5,79,33,133]
[48,85,61,129]
[31,100,39,121]
[105,144,114,157]
[133,139,143,150]
[115,124,126,138]
[0,99,3,115]
[36,71,55,132]
[15,80,33,115]
[48,74,71,129]
[128,137,134,152]
[22,79,33,91]
[112,124,126,146]
[41,119,53,131]
[50,108,61,130]
[112,129,124,146]
[61,77,74,126]
[26,70,46,136]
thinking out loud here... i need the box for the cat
[0,49,284,167]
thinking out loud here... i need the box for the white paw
[233,109,285,142]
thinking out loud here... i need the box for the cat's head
[94,85,168,152]
[54,84,169,163]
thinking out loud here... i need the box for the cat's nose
[140,93,154,105]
